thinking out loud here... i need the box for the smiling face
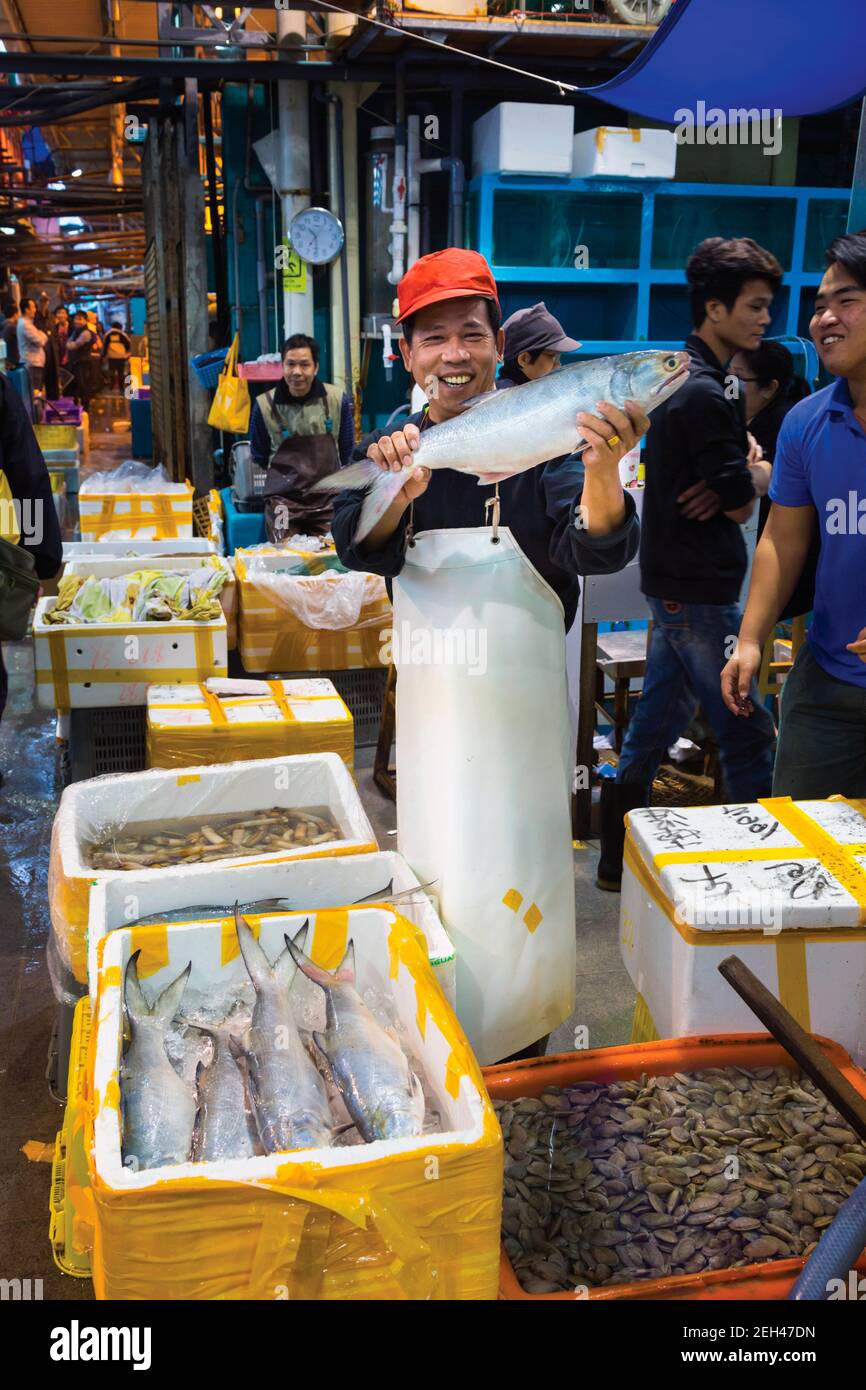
[400,296,504,422]
[811,262,866,380]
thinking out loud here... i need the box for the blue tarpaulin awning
[585,0,866,122]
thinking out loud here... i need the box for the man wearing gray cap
[498,302,582,388]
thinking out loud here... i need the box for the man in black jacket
[332,250,644,633]
[597,237,779,890]
[0,373,63,730]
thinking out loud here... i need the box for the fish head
[609,350,690,411]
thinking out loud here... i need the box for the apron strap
[484,483,501,544]
[405,500,416,550]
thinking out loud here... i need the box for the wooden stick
[718,954,866,1143]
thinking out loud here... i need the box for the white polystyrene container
[472,102,574,178]
[620,798,866,1064]
[572,126,676,180]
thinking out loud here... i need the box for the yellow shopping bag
[207,334,250,433]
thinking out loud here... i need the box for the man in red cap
[331,250,648,1065]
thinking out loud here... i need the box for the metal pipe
[231,176,243,343]
[388,60,407,287]
[331,92,353,400]
[254,194,269,358]
[277,8,314,338]
[407,113,420,269]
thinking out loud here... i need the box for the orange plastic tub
[484,1033,866,1301]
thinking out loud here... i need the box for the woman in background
[730,340,816,621]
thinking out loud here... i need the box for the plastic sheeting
[146,678,355,773]
[586,0,866,122]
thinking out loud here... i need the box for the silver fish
[192,1008,261,1163]
[231,909,333,1154]
[121,953,197,1171]
[287,936,425,1143]
[313,349,690,539]
[126,880,438,929]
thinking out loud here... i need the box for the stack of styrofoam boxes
[472,102,575,178]
[620,797,866,1064]
[48,752,379,992]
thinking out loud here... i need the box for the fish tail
[152,962,192,1030]
[285,935,356,989]
[273,919,309,991]
[310,458,382,493]
[123,951,149,1024]
[233,903,273,991]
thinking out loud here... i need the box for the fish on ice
[313,349,690,540]
[121,953,198,1171]
[192,1005,262,1163]
[230,909,333,1154]
[287,936,426,1143]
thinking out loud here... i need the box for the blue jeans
[773,642,866,798]
[616,598,776,802]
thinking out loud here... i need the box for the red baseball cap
[395,248,500,325]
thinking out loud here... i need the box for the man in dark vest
[249,332,354,542]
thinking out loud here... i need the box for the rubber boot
[596,780,648,891]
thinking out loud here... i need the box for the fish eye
[664,356,678,370]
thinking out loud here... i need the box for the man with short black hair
[597,236,780,890]
[723,231,866,797]
[17,297,48,395]
[249,331,354,541]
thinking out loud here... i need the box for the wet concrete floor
[0,397,633,1298]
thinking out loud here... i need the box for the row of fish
[124,877,435,928]
[121,907,427,1171]
[85,806,340,870]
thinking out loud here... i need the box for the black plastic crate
[68,706,148,782]
[281,667,388,748]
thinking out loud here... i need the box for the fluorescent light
[70,168,83,178]
[48,180,66,190]
[0,226,14,236]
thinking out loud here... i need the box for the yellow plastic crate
[49,998,93,1279]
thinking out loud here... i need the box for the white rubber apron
[394,526,576,1064]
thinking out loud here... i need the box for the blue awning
[586,0,866,121]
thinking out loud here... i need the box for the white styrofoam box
[33,596,227,710]
[87,850,455,1005]
[620,799,866,1064]
[87,911,501,1301]
[472,102,574,178]
[49,752,378,986]
[63,538,217,560]
[572,127,677,180]
[62,554,237,649]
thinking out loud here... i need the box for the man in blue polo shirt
[722,231,866,796]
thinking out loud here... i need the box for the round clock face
[289,208,344,265]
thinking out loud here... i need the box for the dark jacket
[0,372,62,579]
[639,333,756,605]
[249,378,354,471]
[331,408,639,631]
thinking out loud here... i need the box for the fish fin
[273,917,309,990]
[312,1030,329,1057]
[152,962,192,1030]
[285,934,331,989]
[352,878,394,906]
[227,1033,248,1064]
[475,471,514,486]
[233,903,273,991]
[337,939,356,987]
[123,951,149,1023]
[309,458,381,494]
[355,471,408,544]
[410,1069,426,1124]
[457,389,499,410]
